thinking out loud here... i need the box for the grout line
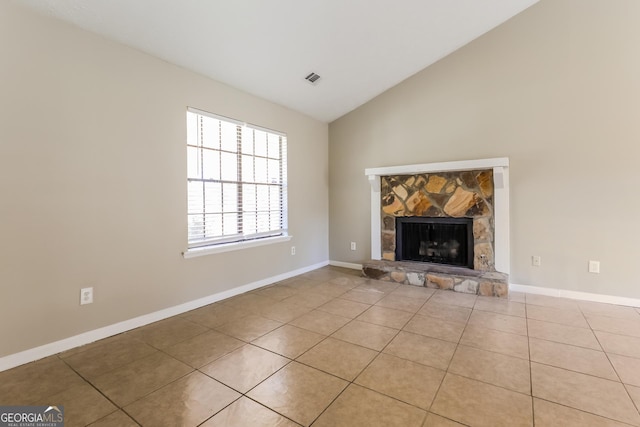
[588,308,640,419]
[425,289,473,419]
[58,355,175,427]
[200,270,358,426]
[525,299,535,426]
[533,396,639,427]
[196,359,302,427]
[307,284,435,424]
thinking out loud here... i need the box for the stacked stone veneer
[363,168,509,297]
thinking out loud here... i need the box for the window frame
[183,107,290,257]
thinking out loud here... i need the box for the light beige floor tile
[201,396,300,427]
[474,297,526,317]
[126,316,209,349]
[596,330,640,359]
[182,304,250,329]
[247,362,347,426]
[354,279,400,294]
[282,292,334,309]
[509,291,526,303]
[609,353,640,387]
[529,337,617,380]
[389,285,435,300]
[25,268,640,427]
[255,285,300,301]
[526,304,589,328]
[355,353,445,410]
[332,320,399,351]
[431,373,533,427]
[526,294,580,311]
[88,410,138,427]
[578,301,640,320]
[0,357,85,405]
[383,331,456,370]
[325,281,363,295]
[163,330,244,368]
[586,314,640,338]
[32,381,116,427]
[627,384,640,410]
[534,398,631,427]
[423,413,466,426]
[375,293,426,313]
[278,277,318,291]
[332,267,362,276]
[460,325,529,359]
[200,344,289,393]
[357,305,414,329]
[288,309,350,335]
[429,291,477,309]
[304,268,343,282]
[125,371,240,427]
[448,345,530,394]
[403,314,465,343]
[531,362,640,425]
[313,384,426,427]
[297,337,377,381]
[223,293,279,311]
[215,314,283,341]
[90,352,193,407]
[259,300,312,323]
[527,318,601,350]
[59,333,130,358]
[468,310,527,335]
[309,282,350,298]
[329,275,367,288]
[317,298,371,318]
[340,288,386,304]
[252,325,324,358]
[417,302,471,324]
[63,337,157,380]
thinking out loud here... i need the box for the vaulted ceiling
[13,0,539,122]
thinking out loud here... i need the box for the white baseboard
[0,260,329,373]
[510,283,640,308]
[329,260,363,270]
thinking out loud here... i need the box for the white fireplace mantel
[365,157,510,275]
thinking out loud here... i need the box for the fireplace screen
[396,217,474,268]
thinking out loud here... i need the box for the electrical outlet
[588,260,600,274]
[80,287,93,305]
[532,255,541,267]
[350,242,356,251]
[291,246,296,255]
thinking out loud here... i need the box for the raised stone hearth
[363,259,509,298]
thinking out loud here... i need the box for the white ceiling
[13,0,538,122]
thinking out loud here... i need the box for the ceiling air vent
[304,72,321,85]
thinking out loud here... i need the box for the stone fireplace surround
[363,158,510,297]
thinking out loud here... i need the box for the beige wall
[0,2,329,357]
[330,0,640,298]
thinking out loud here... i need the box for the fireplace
[396,217,474,268]
[362,158,510,297]
[378,169,495,271]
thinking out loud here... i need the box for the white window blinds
[187,108,288,249]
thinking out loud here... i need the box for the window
[186,108,287,250]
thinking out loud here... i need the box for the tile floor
[2,266,640,426]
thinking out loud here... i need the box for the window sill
[183,235,292,259]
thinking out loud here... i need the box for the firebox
[396,217,474,268]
